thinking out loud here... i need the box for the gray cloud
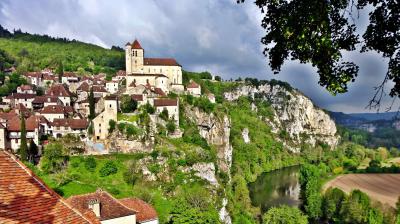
[0,0,397,113]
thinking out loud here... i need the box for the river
[248,166,302,213]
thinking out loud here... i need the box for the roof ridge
[102,191,138,213]
[2,151,93,224]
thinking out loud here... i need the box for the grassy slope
[0,37,124,73]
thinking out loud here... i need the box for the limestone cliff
[184,106,232,174]
[224,83,339,150]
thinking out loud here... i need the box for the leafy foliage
[239,0,400,104]
[120,95,137,113]
[99,161,118,177]
[0,28,124,74]
[84,157,97,172]
[40,143,69,174]
[262,205,308,224]
[18,116,28,161]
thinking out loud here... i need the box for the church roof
[144,58,180,67]
[131,40,143,49]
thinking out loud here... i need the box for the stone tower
[125,39,144,74]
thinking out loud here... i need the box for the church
[125,39,184,93]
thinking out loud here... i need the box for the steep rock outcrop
[184,106,232,173]
[224,84,339,149]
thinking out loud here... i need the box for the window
[109,104,112,108]
[97,136,100,140]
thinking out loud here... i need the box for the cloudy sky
[0,0,397,113]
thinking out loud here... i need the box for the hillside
[330,111,400,149]
[0,25,124,74]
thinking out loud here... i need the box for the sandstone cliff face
[224,84,339,149]
[184,106,232,174]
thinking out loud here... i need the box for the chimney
[88,199,101,217]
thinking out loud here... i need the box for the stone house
[51,118,89,138]
[106,80,119,94]
[186,80,201,97]
[92,95,118,140]
[154,98,179,125]
[17,84,36,94]
[46,84,72,106]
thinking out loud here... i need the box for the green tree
[18,115,28,161]
[40,143,69,173]
[120,95,137,113]
[99,161,118,177]
[262,205,308,224]
[239,0,400,105]
[28,140,38,163]
[339,190,371,224]
[166,120,176,133]
[56,60,63,83]
[322,187,346,222]
[88,87,95,119]
[159,108,169,121]
[84,156,97,172]
[108,119,116,134]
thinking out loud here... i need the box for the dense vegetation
[0,26,124,75]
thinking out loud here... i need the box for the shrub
[117,122,126,133]
[108,119,116,134]
[123,170,138,185]
[84,157,97,172]
[144,103,155,114]
[166,120,176,133]
[159,108,169,121]
[99,161,118,177]
[193,97,214,114]
[148,164,161,174]
[126,124,138,139]
[120,95,137,113]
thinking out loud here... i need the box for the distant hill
[330,111,400,149]
[0,24,124,74]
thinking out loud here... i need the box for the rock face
[242,128,250,144]
[185,106,233,173]
[224,84,339,148]
[191,163,219,186]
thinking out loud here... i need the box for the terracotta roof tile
[7,115,43,132]
[119,198,158,223]
[41,105,67,114]
[66,190,135,222]
[77,82,90,92]
[144,58,180,66]
[154,98,178,107]
[47,84,71,97]
[131,94,143,101]
[32,96,59,104]
[0,151,92,223]
[131,39,143,49]
[52,119,88,129]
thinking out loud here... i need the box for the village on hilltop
[0,39,212,224]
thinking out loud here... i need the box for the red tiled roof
[24,72,42,78]
[187,81,200,88]
[131,94,143,102]
[32,96,59,104]
[66,190,135,222]
[0,151,91,223]
[18,84,33,91]
[52,118,88,129]
[7,115,42,132]
[43,73,57,81]
[128,73,168,78]
[41,105,67,114]
[47,84,71,97]
[144,58,180,66]
[7,93,36,99]
[92,86,107,93]
[131,39,143,49]
[0,111,17,121]
[154,98,178,107]
[153,88,166,96]
[119,198,158,223]
[77,82,90,92]
[63,72,78,78]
